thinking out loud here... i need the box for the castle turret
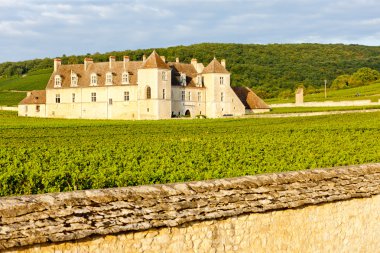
[137,51,171,119]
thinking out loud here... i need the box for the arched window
[122,72,129,84]
[146,86,151,99]
[106,72,112,85]
[54,75,62,88]
[90,73,97,86]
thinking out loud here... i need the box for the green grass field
[1,111,379,196]
[0,69,51,91]
[0,91,26,106]
[265,81,380,104]
[0,69,50,105]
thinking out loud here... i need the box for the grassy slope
[1,43,380,96]
[0,69,50,91]
[265,81,380,104]
[0,92,26,106]
[0,69,50,106]
[1,110,380,196]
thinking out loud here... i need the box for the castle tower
[137,51,172,120]
[202,58,231,118]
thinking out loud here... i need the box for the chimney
[123,56,129,69]
[84,58,93,71]
[54,58,61,72]
[143,54,146,62]
[221,59,226,68]
[109,56,115,69]
[160,56,166,63]
[176,57,179,63]
[191,58,197,68]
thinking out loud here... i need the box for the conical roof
[202,58,229,74]
[140,51,170,69]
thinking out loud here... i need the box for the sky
[1,0,380,63]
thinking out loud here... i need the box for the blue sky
[1,0,380,63]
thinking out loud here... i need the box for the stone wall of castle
[1,163,379,252]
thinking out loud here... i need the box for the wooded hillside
[1,43,380,98]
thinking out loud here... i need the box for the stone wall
[0,106,17,111]
[1,163,380,252]
[270,99,380,108]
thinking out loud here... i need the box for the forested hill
[1,43,380,98]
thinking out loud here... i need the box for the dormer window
[180,73,186,86]
[90,73,97,86]
[54,75,62,88]
[197,75,202,87]
[122,72,129,84]
[106,72,113,85]
[71,73,78,87]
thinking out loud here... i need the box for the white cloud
[1,0,380,62]
[0,19,39,36]
[360,18,380,25]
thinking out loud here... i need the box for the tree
[279,89,293,99]
[349,67,380,87]
[331,74,351,89]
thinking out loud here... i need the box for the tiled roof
[168,62,199,87]
[202,58,229,74]
[232,87,270,109]
[46,61,142,89]
[19,90,46,105]
[140,51,170,69]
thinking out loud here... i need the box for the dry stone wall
[1,163,380,252]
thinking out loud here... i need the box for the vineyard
[1,111,380,196]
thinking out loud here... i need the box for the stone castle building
[19,51,269,120]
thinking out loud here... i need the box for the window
[90,73,97,86]
[221,92,224,102]
[197,75,202,86]
[55,94,60,103]
[91,92,96,102]
[36,105,40,112]
[71,73,78,87]
[54,75,62,88]
[181,91,185,101]
[180,73,186,86]
[188,91,191,101]
[106,72,112,85]
[197,92,201,102]
[72,93,76,103]
[122,72,129,84]
[162,71,167,81]
[146,86,151,99]
[220,76,224,85]
[162,89,166,99]
[124,91,130,101]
